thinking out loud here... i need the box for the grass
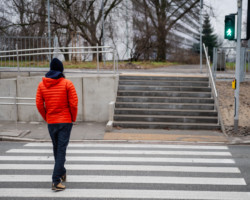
[225,62,249,71]
[226,62,236,70]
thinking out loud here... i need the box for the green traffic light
[224,14,235,40]
[226,29,232,36]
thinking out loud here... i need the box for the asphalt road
[0,141,250,200]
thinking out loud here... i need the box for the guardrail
[0,45,119,74]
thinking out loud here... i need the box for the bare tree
[50,0,122,61]
[2,0,48,36]
[132,0,200,61]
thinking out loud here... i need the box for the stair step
[119,76,209,82]
[116,96,214,104]
[114,75,220,130]
[114,108,218,117]
[113,121,220,130]
[114,115,218,123]
[117,91,211,98]
[115,102,214,110]
[119,80,209,87]
[118,85,211,92]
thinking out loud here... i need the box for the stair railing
[203,43,218,98]
[203,43,226,134]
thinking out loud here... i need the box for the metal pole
[240,47,245,82]
[15,90,18,130]
[47,0,51,62]
[97,43,99,73]
[101,0,105,65]
[16,44,20,77]
[113,50,115,74]
[126,0,129,59]
[116,52,119,73]
[200,0,203,73]
[215,48,217,80]
[248,40,250,71]
[8,37,10,67]
[212,48,215,79]
[234,0,243,132]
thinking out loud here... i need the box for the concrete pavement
[1,65,250,144]
[0,120,250,145]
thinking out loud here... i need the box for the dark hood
[45,70,65,79]
[42,77,64,88]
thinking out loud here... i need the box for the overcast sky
[205,0,248,41]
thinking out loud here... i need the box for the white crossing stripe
[0,164,241,173]
[0,156,235,163]
[1,143,248,200]
[7,149,232,156]
[24,143,229,150]
[0,175,246,185]
[1,189,250,199]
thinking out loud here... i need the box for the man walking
[36,58,78,191]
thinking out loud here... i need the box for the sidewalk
[1,65,250,144]
[0,121,249,145]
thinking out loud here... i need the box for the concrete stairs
[113,75,221,130]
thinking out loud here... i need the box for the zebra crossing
[0,142,250,199]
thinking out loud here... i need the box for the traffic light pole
[234,0,243,131]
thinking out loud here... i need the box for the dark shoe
[61,173,66,182]
[52,182,66,191]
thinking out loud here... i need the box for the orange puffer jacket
[36,77,78,124]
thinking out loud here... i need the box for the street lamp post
[101,0,105,64]
[200,0,203,73]
[47,0,51,62]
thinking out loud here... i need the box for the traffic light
[224,14,235,40]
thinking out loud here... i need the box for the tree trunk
[157,31,166,61]
[63,49,69,61]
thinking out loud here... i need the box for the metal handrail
[0,50,114,58]
[203,43,218,98]
[0,45,119,74]
[0,97,35,106]
[0,46,113,54]
[0,97,35,100]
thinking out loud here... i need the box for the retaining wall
[0,75,118,122]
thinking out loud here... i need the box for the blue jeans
[48,123,73,185]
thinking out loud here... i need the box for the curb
[2,136,250,145]
[1,135,250,145]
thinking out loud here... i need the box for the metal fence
[212,47,250,82]
[0,36,119,73]
[0,45,119,74]
[0,36,53,68]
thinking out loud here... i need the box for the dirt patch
[216,81,250,136]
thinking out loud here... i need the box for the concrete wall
[17,77,43,122]
[0,75,118,122]
[83,75,118,122]
[0,79,17,121]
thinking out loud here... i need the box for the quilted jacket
[36,77,78,124]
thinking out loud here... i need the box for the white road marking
[0,175,246,185]
[0,164,241,173]
[24,143,229,150]
[0,156,235,163]
[7,149,232,156]
[1,189,250,199]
